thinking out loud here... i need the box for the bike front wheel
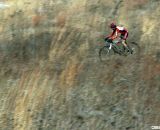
[99,46,115,62]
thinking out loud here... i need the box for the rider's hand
[104,37,108,41]
[105,37,112,43]
[104,37,110,41]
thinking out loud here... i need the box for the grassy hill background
[0,0,160,130]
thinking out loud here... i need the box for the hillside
[0,0,160,130]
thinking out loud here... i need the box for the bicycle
[99,39,140,62]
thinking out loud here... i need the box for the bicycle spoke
[99,46,114,62]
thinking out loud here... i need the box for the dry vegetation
[0,0,160,130]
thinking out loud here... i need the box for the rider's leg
[122,40,130,51]
[121,33,132,53]
[123,40,133,54]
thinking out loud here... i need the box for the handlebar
[104,38,113,43]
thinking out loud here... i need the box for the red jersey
[108,26,128,40]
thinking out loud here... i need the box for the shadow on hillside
[0,32,53,64]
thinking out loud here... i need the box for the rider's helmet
[110,23,116,30]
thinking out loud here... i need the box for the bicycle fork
[107,44,112,53]
[109,44,112,50]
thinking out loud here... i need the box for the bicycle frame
[105,40,120,50]
[105,40,125,55]
[99,40,139,61]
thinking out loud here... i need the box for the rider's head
[110,23,116,30]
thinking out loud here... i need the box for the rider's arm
[105,29,116,39]
[110,29,118,40]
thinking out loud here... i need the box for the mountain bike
[99,39,140,62]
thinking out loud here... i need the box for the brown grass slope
[0,0,160,130]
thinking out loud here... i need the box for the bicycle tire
[127,42,140,56]
[99,46,114,62]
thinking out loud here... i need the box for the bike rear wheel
[99,46,115,62]
[127,42,140,55]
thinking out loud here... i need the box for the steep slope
[0,0,160,130]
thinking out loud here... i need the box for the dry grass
[0,0,160,130]
[142,56,160,80]
[32,15,43,26]
[125,0,148,9]
[56,12,67,27]
[59,57,83,87]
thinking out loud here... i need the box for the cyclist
[105,23,132,53]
